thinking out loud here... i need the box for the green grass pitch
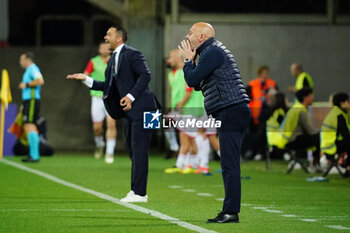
[1,153,350,233]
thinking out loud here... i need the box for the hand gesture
[178,40,196,61]
[66,73,87,81]
[120,96,132,111]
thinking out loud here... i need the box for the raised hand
[178,40,196,61]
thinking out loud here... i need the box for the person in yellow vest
[84,41,117,164]
[288,63,314,94]
[320,92,350,176]
[266,91,288,158]
[276,88,320,169]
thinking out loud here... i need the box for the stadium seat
[322,153,346,178]
[285,149,309,174]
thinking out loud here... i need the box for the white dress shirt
[83,43,135,102]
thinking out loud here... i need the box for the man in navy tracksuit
[179,22,251,223]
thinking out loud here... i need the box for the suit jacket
[91,45,160,120]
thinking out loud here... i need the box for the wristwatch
[184,58,191,63]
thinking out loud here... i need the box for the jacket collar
[196,37,215,55]
[113,43,125,54]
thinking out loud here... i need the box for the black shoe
[207,212,239,223]
[22,157,39,163]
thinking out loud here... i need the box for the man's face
[167,51,180,68]
[341,100,350,110]
[290,64,298,77]
[305,94,314,106]
[104,28,122,50]
[19,54,28,69]
[98,42,110,57]
[260,69,269,78]
[185,26,201,49]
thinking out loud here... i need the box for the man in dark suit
[67,26,159,203]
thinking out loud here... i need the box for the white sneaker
[283,153,291,161]
[94,146,104,159]
[120,192,148,203]
[288,161,301,170]
[126,190,134,197]
[105,154,114,164]
[253,154,263,161]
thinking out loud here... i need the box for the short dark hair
[273,91,287,112]
[257,65,269,76]
[295,87,313,103]
[22,52,34,61]
[332,92,349,107]
[112,25,128,42]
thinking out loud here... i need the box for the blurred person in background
[163,49,182,159]
[84,40,117,164]
[9,106,54,157]
[320,92,350,176]
[176,84,205,174]
[247,65,277,126]
[275,88,321,172]
[195,117,220,175]
[18,52,44,163]
[265,91,288,159]
[164,49,205,174]
[245,66,277,160]
[288,63,314,94]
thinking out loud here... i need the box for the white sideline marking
[262,209,283,213]
[326,225,350,230]
[0,209,130,212]
[301,219,317,222]
[241,203,252,206]
[197,193,213,197]
[215,198,224,201]
[168,185,183,189]
[0,159,217,233]
[182,189,196,192]
[252,207,268,210]
[281,214,298,218]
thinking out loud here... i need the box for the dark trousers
[216,103,251,214]
[286,133,320,163]
[124,119,152,196]
[336,139,350,154]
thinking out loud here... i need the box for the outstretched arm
[66,73,104,91]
